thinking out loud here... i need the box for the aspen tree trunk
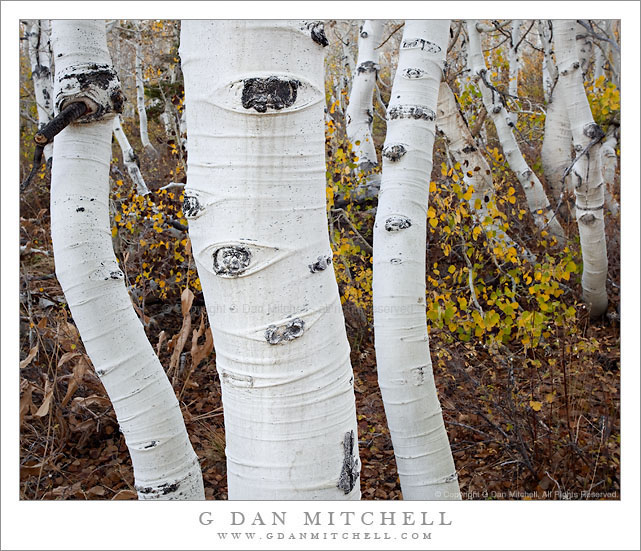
[346,20,384,172]
[113,114,150,195]
[134,23,157,157]
[538,21,555,103]
[26,20,54,164]
[50,20,204,500]
[575,28,593,78]
[541,89,574,204]
[373,20,460,501]
[539,20,574,208]
[180,20,360,500]
[507,19,521,126]
[553,20,608,318]
[600,128,619,216]
[437,81,527,257]
[467,21,566,243]
[593,41,606,82]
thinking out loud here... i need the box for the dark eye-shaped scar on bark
[309,255,333,273]
[241,77,300,113]
[384,215,412,231]
[265,318,305,345]
[382,143,407,162]
[213,246,252,276]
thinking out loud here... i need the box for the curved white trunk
[180,20,360,500]
[134,25,156,156]
[600,129,619,216]
[373,20,460,501]
[538,21,555,103]
[467,21,566,243]
[27,20,54,162]
[50,20,204,500]
[437,81,527,257]
[113,114,149,195]
[507,19,521,126]
[594,41,606,82]
[345,20,383,171]
[553,20,608,318]
[541,87,573,204]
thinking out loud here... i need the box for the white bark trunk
[27,20,54,163]
[437,81,527,258]
[373,20,460,501]
[553,20,609,318]
[538,21,555,103]
[345,20,383,171]
[593,41,606,82]
[600,128,619,216]
[507,19,521,126]
[575,28,593,79]
[113,114,150,195]
[541,87,573,204]
[467,21,566,243]
[50,19,204,500]
[134,24,157,156]
[180,20,360,500]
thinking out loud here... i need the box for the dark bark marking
[182,195,201,218]
[337,430,359,494]
[265,318,305,345]
[143,440,158,449]
[105,270,124,281]
[213,246,251,277]
[388,105,435,122]
[382,143,407,162]
[401,37,441,53]
[390,258,402,264]
[357,60,379,74]
[135,481,179,496]
[76,207,85,212]
[241,77,299,113]
[403,67,426,79]
[307,21,329,47]
[384,215,412,232]
[309,255,332,273]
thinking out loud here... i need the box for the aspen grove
[19,19,620,501]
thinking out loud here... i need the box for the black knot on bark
[241,77,299,112]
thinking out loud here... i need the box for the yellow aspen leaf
[530,400,543,412]
[545,393,555,403]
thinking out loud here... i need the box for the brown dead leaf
[169,288,195,373]
[86,485,106,497]
[61,356,90,407]
[112,489,137,500]
[190,314,214,368]
[181,287,195,317]
[58,351,81,369]
[20,346,38,369]
[156,330,167,355]
[34,380,53,417]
